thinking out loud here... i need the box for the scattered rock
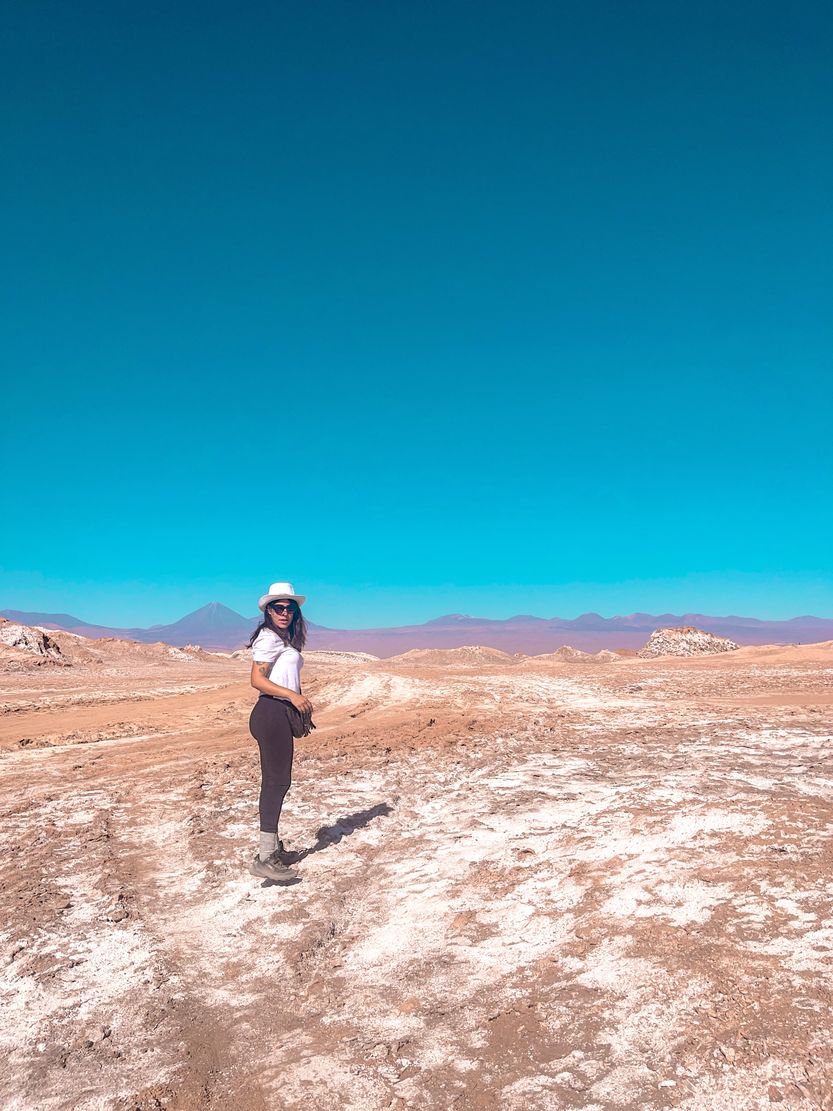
[104,894,129,923]
[79,1025,111,1049]
[5,940,26,963]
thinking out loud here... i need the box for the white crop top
[251,628,304,694]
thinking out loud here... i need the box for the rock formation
[639,626,740,658]
[0,620,66,664]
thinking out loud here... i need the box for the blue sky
[3,1,831,628]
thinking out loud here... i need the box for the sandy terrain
[1,637,832,1110]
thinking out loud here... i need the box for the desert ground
[1,631,832,1110]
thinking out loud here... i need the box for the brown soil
[1,643,832,1109]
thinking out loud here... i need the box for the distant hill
[3,605,832,656]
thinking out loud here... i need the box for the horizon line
[3,600,832,632]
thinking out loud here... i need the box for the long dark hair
[248,601,307,651]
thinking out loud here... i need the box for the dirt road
[1,645,831,1109]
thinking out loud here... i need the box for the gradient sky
[3,1,832,629]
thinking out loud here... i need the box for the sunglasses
[269,602,296,615]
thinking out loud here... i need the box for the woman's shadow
[296,801,394,862]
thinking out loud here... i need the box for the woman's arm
[250,661,313,713]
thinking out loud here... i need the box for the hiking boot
[273,839,302,866]
[249,854,297,883]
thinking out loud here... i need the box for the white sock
[259,831,277,861]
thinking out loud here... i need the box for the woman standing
[247,581,313,882]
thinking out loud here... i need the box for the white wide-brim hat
[258,582,306,611]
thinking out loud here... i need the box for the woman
[247,581,313,882]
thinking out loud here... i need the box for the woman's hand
[290,692,313,715]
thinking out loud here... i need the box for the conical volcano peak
[190,601,238,617]
[165,603,253,634]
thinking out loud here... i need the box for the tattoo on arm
[257,662,272,678]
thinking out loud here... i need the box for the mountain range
[3,603,832,656]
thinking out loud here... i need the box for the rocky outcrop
[639,626,740,658]
[0,620,68,666]
[551,645,592,661]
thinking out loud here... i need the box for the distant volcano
[143,602,257,643]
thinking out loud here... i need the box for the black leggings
[249,695,295,833]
